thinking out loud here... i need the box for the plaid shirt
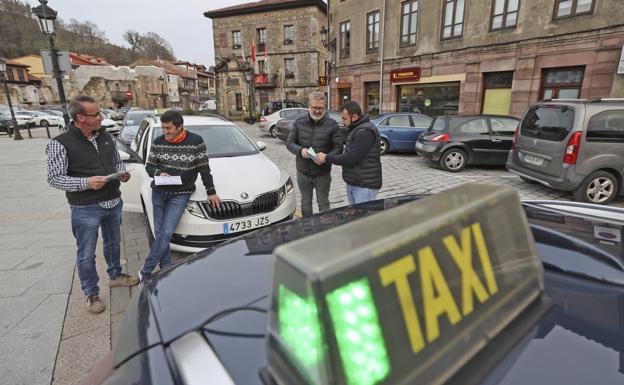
[46,133,125,209]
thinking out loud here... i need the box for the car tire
[40,119,49,128]
[269,125,277,138]
[142,199,155,247]
[440,148,467,172]
[573,171,618,204]
[380,138,389,155]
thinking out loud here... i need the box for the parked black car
[416,115,519,172]
[89,186,624,385]
[0,113,14,134]
[275,111,344,141]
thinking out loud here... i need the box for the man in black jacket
[317,101,382,204]
[286,92,343,217]
[46,95,139,314]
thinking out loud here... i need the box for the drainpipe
[378,0,386,114]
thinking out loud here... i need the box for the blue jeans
[142,190,191,276]
[71,202,123,296]
[346,184,379,205]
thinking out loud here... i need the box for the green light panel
[326,279,391,385]
[278,285,325,372]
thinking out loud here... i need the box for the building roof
[130,58,196,79]
[5,59,29,67]
[69,52,109,66]
[204,0,326,19]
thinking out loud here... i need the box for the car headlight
[279,177,294,204]
[186,201,206,218]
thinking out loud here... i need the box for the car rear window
[520,106,574,142]
[428,118,448,133]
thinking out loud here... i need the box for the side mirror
[118,150,131,161]
[256,141,267,151]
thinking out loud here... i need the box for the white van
[199,100,217,111]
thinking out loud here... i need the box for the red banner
[390,67,421,83]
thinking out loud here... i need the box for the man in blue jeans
[46,95,139,314]
[142,111,220,281]
[316,101,383,204]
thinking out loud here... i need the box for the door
[454,118,491,164]
[380,114,413,151]
[119,123,152,212]
[488,117,519,165]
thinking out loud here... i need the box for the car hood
[190,153,285,201]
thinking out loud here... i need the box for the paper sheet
[154,175,183,186]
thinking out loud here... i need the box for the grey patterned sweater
[145,131,217,195]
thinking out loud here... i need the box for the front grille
[199,189,281,220]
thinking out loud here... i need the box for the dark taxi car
[416,115,519,172]
[89,184,624,385]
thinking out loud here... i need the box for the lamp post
[243,70,256,124]
[32,0,70,127]
[319,26,336,110]
[0,58,23,140]
[159,75,167,108]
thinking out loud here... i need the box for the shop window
[397,82,460,116]
[491,0,519,30]
[540,67,584,100]
[482,71,513,115]
[339,20,351,59]
[283,25,294,45]
[284,58,295,79]
[586,111,624,142]
[232,31,241,49]
[554,0,594,19]
[400,0,418,46]
[441,0,464,39]
[365,82,380,115]
[367,11,380,53]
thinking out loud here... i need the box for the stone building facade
[328,0,624,117]
[205,0,327,118]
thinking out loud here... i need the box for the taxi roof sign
[267,184,544,385]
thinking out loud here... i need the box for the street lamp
[159,75,167,108]
[0,58,22,140]
[32,0,70,127]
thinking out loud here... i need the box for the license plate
[523,154,544,166]
[223,215,270,234]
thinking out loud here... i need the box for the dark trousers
[297,171,331,217]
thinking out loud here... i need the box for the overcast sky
[25,0,252,66]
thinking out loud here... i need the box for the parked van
[506,98,624,204]
[199,100,217,111]
[262,100,306,116]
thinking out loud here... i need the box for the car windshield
[152,124,259,158]
[124,111,153,126]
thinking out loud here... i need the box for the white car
[15,111,64,128]
[258,107,308,138]
[117,115,297,253]
[101,118,122,135]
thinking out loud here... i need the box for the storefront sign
[318,76,328,86]
[391,67,421,83]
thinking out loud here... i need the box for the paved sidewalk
[0,130,76,385]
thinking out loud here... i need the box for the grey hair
[308,91,326,105]
[69,95,97,120]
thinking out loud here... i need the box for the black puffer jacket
[286,113,343,176]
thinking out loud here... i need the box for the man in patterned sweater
[142,110,220,280]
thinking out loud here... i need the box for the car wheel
[573,171,618,204]
[40,119,49,128]
[141,199,155,247]
[269,125,277,138]
[380,138,389,155]
[440,148,467,172]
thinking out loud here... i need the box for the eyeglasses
[80,111,104,118]
[310,106,325,111]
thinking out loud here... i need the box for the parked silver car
[506,98,624,204]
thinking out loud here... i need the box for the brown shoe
[109,273,140,287]
[87,294,105,314]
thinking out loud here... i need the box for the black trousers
[296,171,331,217]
